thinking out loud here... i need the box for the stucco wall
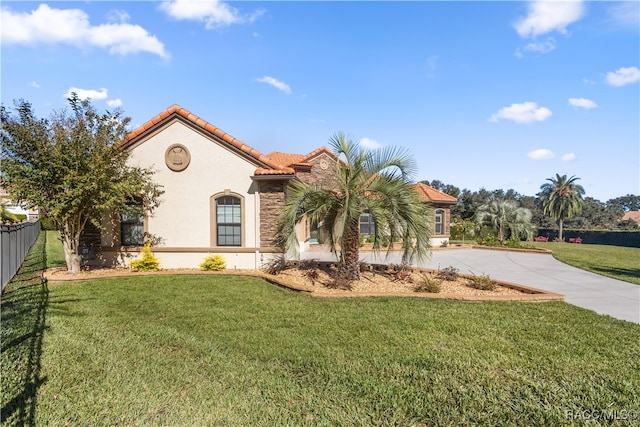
[123,119,260,250]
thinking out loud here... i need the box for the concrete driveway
[301,248,640,324]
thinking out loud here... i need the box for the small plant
[129,243,160,272]
[304,268,319,283]
[437,266,459,281]
[440,240,449,247]
[263,255,286,275]
[467,274,497,291]
[414,274,441,293]
[200,254,226,271]
[298,259,319,270]
[391,263,413,283]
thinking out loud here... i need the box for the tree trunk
[61,230,82,274]
[558,219,564,242]
[338,219,361,281]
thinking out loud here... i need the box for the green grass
[3,233,639,426]
[44,230,66,269]
[533,242,640,285]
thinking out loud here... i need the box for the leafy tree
[537,174,585,241]
[276,133,431,280]
[475,198,535,244]
[0,96,163,273]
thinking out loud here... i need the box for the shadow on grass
[1,231,49,427]
[592,266,640,283]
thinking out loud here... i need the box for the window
[435,209,444,235]
[359,211,375,235]
[216,196,241,246]
[121,199,144,246]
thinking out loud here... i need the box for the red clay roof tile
[413,182,458,203]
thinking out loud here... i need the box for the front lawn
[3,234,639,426]
[532,242,640,285]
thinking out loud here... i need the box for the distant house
[0,187,39,221]
[621,210,640,224]
[86,105,457,269]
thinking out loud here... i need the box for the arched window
[215,195,242,246]
[435,209,444,235]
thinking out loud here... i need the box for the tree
[537,174,585,241]
[475,198,535,244]
[276,133,432,280]
[1,96,163,273]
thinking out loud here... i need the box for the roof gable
[122,105,294,174]
[414,182,458,204]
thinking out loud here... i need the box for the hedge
[536,228,640,248]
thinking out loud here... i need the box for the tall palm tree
[476,198,536,244]
[276,133,432,281]
[538,174,585,241]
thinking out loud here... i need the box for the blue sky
[2,1,639,202]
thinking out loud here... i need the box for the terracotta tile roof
[299,146,337,163]
[413,182,458,204]
[123,105,285,173]
[265,152,306,168]
[621,210,640,223]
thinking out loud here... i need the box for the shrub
[414,274,441,293]
[391,263,413,283]
[359,261,371,272]
[298,259,319,270]
[440,240,449,247]
[263,255,286,275]
[200,254,226,271]
[304,268,319,283]
[437,266,459,281]
[467,274,496,291]
[39,214,57,230]
[129,243,160,272]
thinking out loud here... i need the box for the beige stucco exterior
[88,105,457,270]
[95,118,269,269]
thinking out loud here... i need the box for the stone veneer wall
[258,180,287,249]
[296,153,338,189]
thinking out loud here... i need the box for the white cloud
[159,0,264,30]
[562,153,576,162]
[527,149,555,160]
[64,87,109,100]
[490,102,552,124]
[605,66,640,87]
[607,2,640,28]
[106,98,122,108]
[359,137,382,150]
[256,76,292,95]
[28,81,40,88]
[523,38,556,54]
[514,0,585,38]
[568,97,597,109]
[0,4,168,59]
[582,77,596,85]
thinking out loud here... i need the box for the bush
[437,266,460,281]
[200,254,226,271]
[467,274,496,291]
[414,274,441,293]
[263,255,286,275]
[129,243,160,272]
[39,215,57,230]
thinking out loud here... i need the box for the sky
[1,0,639,202]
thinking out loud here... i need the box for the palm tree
[276,133,432,281]
[475,198,536,244]
[538,174,585,241]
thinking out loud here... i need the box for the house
[0,187,39,221]
[86,105,456,269]
[621,210,640,224]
